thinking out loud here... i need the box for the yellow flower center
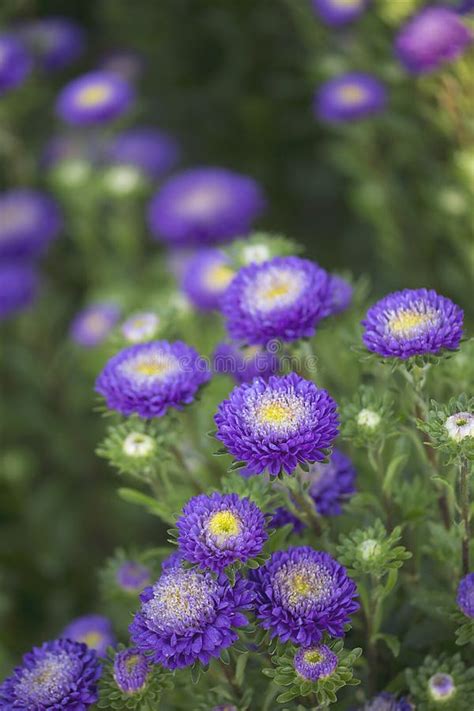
[263,282,291,301]
[125,654,141,672]
[339,85,365,104]
[79,632,103,649]
[304,649,323,664]
[389,309,433,337]
[290,573,312,596]
[206,264,235,289]
[78,84,111,107]
[258,402,292,424]
[208,510,240,538]
[132,355,176,377]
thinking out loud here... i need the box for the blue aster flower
[56,71,134,126]
[106,127,180,180]
[95,340,210,418]
[62,614,115,657]
[220,256,332,345]
[176,492,268,572]
[113,648,150,694]
[311,0,368,27]
[270,506,305,535]
[250,546,358,645]
[70,302,121,348]
[121,311,160,343]
[294,644,338,681]
[213,341,280,383]
[326,274,353,316]
[361,692,413,711]
[0,263,39,321]
[116,561,151,594]
[18,16,85,71]
[0,638,101,708]
[0,34,31,95]
[307,448,357,516]
[215,373,339,476]
[315,72,387,123]
[457,573,474,618]
[129,567,254,669]
[0,188,61,261]
[395,7,472,74]
[181,249,235,311]
[362,288,464,359]
[147,167,266,247]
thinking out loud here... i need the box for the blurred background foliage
[0,0,472,673]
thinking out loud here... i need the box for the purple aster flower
[395,7,472,74]
[213,341,280,383]
[428,673,456,701]
[176,492,268,572]
[95,340,210,418]
[129,567,254,669]
[148,167,266,247]
[161,550,184,571]
[62,614,115,657]
[0,34,31,95]
[0,638,101,709]
[220,256,332,345]
[456,573,474,618]
[270,506,305,535]
[99,49,146,83]
[70,303,121,348]
[121,312,160,343]
[307,448,357,516]
[215,373,339,476]
[294,644,338,681]
[0,189,61,261]
[56,71,134,126]
[362,692,413,711]
[116,561,151,594]
[250,546,358,645]
[113,648,149,694]
[315,72,387,123]
[362,288,464,359]
[18,16,85,71]
[181,249,235,311]
[106,127,180,180]
[0,263,38,321]
[325,274,353,316]
[311,0,369,27]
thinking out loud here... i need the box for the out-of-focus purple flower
[0,639,101,709]
[0,34,31,95]
[325,274,353,316]
[311,0,369,27]
[161,551,184,572]
[213,341,280,383]
[315,72,387,123]
[456,573,474,618]
[116,561,151,594]
[62,614,115,657]
[0,263,39,321]
[428,673,456,701]
[148,167,266,247]
[294,644,338,681]
[113,648,149,694]
[361,692,413,710]
[18,17,85,71]
[95,340,210,418]
[129,567,254,669]
[181,249,235,310]
[106,127,180,180]
[250,546,359,645]
[99,49,145,83]
[307,448,357,516]
[121,312,160,343]
[70,303,120,348]
[0,189,61,261]
[220,256,332,345]
[270,506,305,535]
[56,71,134,126]
[395,7,472,74]
[215,373,339,476]
[362,288,464,359]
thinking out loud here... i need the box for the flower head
[121,312,160,343]
[116,561,151,594]
[270,506,306,535]
[62,614,115,657]
[0,34,31,95]
[213,341,280,384]
[428,673,456,701]
[357,408,381,430]
[106,127,180,180]
[56,71,134,126]
[215,373,339,476]
[445,412,474,442]
[18,16,85,71]
[176,492,268,572]
[315,72,387,123]
[0,263,38,321]
[362,288,463,359]
[325,274,353,316]
[148,167,266,247]
[113,648,149,694]
[122,431,156,458]
[362,692,413,711]
[95,340,210,418]
[220,256,332,345]
[294,644,338,682]
[311,0,368,27]
[457,573,474,618]
[307,448,357,516]
[181,249,235,310]
[70,303,121,348]
[0,189,61,260]
[250,546,358,645]
[129,567,254,669]
[395,7,472,74]
[0,638,101,709]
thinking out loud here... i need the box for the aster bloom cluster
[62,614,116,657]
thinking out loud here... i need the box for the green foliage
[406,654,474,711]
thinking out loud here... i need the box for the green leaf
[117,488,174,523]
[383,454,407,494]
[374,632,400,658]
[235,652,249,686]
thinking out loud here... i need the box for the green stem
[459,457,471,575]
